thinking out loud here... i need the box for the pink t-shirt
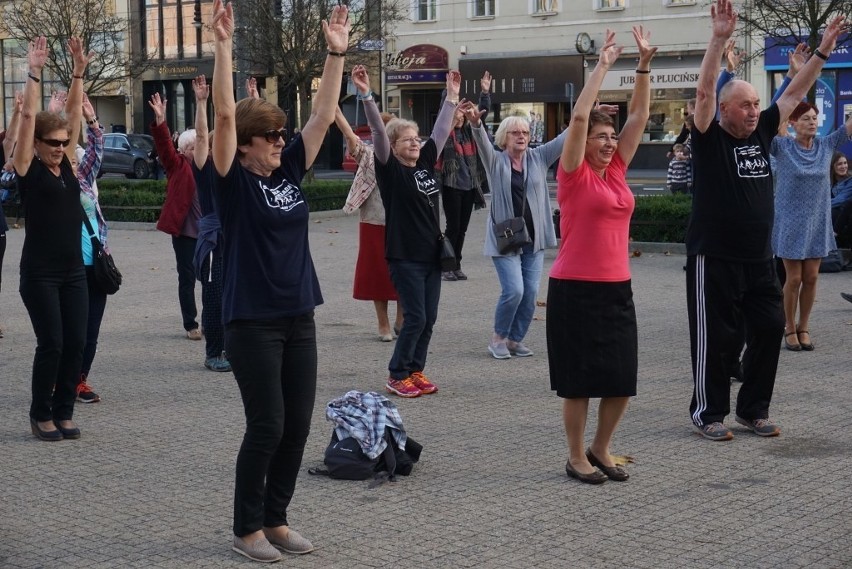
[550,153,635,282]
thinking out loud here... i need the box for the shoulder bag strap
[81,204,100,243]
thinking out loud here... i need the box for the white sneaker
[488,340,511,359]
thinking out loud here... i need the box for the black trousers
[686,255,784,426]
[81,266,108,376]
[441,186,475,271]
[171,235,198,331]
[200,252,225,358]
[20,266,88,421]
[226,313,317,536]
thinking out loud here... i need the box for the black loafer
[53,420,81,440]
[586,449,629,482]
[30,417,62,441]
[565,460,607,485]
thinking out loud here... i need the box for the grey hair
[494,116,530,150]
[385,118,419,144]
[177,129,197,154]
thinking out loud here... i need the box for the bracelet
[73,74,84,79]
[87,116,99,125]
[636,69,651,74]
[327,50,347,57]
[27,72,40,83]
[814,49,829,61]
[356,90,373,101]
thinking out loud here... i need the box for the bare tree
[737,0,852,57]
[237,0,405,126]
[0,0,155,95]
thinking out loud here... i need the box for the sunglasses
[38,137,72,148]
[260,128,287,143]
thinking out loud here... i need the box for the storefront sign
[142,60,214,80]
[386,70,448,84]
[385,44,448,70]
[458,56,583,103]
[765,34,852,69]
[599,67,699,91]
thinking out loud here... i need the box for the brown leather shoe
[586,448,629,482]
[565,459,607,485]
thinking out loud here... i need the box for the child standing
[666,143,692,195]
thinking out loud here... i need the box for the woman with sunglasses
[548,28,656,484]
[14,36,93,441]
[354,64,461,398]
[209,0,349,562]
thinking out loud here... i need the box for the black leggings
[441,186,475,270]
[226,313,317,536]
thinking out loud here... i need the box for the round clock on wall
[575,32,593,55]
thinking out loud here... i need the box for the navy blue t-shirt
[214,136,323,323]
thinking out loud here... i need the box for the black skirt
[546,278,638,399]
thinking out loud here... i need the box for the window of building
[531,0,558,13]
[415,0,437,21]
[665,0,695,6]
[472,0,495,17]
[143,0,214,60]
[597,0,625,9]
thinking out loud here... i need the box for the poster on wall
[815,75,836,137]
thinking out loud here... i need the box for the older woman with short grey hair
[462,108,566,359]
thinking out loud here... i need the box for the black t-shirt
[686,104,780,262]
[18,156,83,273]
[214,136,323,323]
[375,139,441,264]
[510,167,535,243]
[193,158,217,216]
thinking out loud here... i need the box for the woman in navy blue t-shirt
[209,0,350,562]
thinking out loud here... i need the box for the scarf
[436,124,482,190]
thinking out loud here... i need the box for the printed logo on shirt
[258,179,304,211]
[733,145,770,178]
[414,169,439,197]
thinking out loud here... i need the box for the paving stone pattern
[1,208,850,568]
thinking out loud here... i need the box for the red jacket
[152,121,197,236]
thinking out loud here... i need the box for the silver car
[100,133,156,179]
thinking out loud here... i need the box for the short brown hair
[235,98,287,149]
[385,118,419,144]
[35,111,70,140]
[587,110,615,134]
[789,101,819,121]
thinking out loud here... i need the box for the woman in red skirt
[336,108,403,341]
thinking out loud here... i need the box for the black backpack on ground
[309,427,422,482]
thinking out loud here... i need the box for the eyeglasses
[396,136,420,145]
[507,130,530,137]
[259,128,287,143]
[587,134,619,143]
[38,137,72,148]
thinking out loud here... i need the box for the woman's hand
[459,100,485,127]
[193,75,209,101]
[68,36,95,73]
[148,92,167,124]
[724,39,747,73]
[245,76,259,99]
[27,36,48,74]
[788,43,809,77]
[710,0,737,40]
[818,16,847,58]
[210,0,234,42]
[82,93,96,122]
[632,25,658,69]
[480,70,492,93]
[352,64,370,95]
[597,30,622,69]
[322,4,350,54]
[446,69,461,100]
[47,91,67,114]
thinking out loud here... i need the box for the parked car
[100,133,157,179]
[341,125,373,173]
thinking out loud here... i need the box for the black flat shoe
[783,332,801,351]
[53,420,81,440]
[797,330,814,351]
[30,417,62,441]
[586,449,629,482]
[565,460,607,485]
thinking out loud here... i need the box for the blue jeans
[387,260,441,380]
[492,245,544,342]
[81,266,108,376]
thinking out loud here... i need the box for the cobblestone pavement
[1,208,850,568]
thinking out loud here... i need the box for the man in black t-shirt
[686,0,845,441]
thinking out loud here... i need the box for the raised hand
[598,30,622,69]
[68,36,95,72]
[47,91,66,114]
[322,4,350,54]
[788,43,809,76]
[819,15,848,55]
[82,93,96,121]
[459,99,485,126]
[210,0,234,42]
[351,64,370,95]
[632,25,658,67]
[595,103,619,116]
[710,0,737,40]
[446,69,461,99]
[245,76,259,99]
[480,70,492,93]
[148,92,167,123]
[27,36,48,73]
[193,75,209,101]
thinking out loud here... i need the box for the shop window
[414,0,437,21]
[531,0,558,14]
[471,0,495,18]
[597,0,625,9]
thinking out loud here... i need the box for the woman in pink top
[548,28,656,485]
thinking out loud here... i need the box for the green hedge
[629,194,692,243]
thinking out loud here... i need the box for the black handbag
[82,209,122,295]
[491,181,532,255]
[428,189,456,271]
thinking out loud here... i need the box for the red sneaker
[409,371,437,394]
[386,377,420,398]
